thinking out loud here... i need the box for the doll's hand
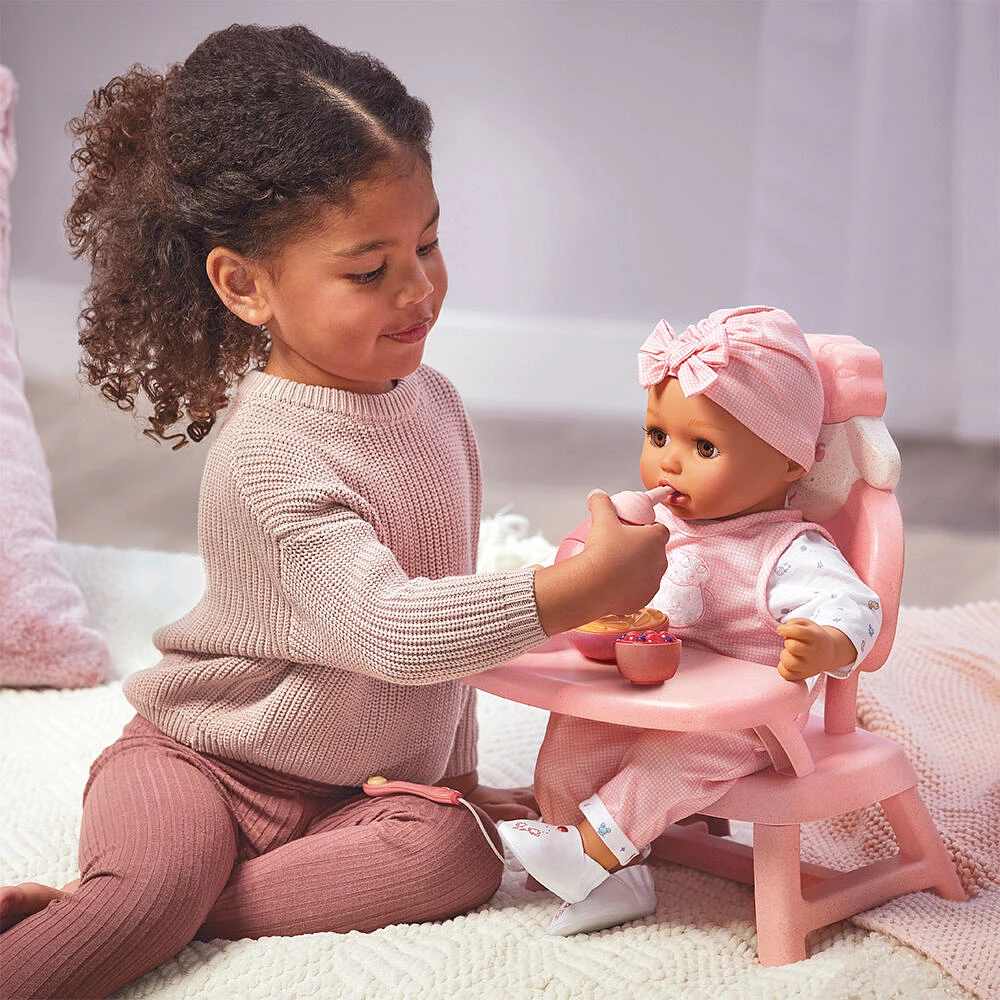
[464,783,539,822]
[776,619,856,681]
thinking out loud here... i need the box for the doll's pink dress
[534,506,881,864]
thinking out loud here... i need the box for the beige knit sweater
[124,367,548,785]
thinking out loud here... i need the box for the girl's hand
[582,491,671,614]
[776,619,856,681]
[533,491,669,636]
[464,783,539,822]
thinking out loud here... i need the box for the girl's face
[256,160,447,393]
[639,377,804,521]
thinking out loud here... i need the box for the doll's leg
[0,742,238,1000]
[197,792,504,940]
[533,713,641,826]
[499,726,770,906]
[590,727,771,852]
[498,715,644,904]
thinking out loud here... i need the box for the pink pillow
[0,66,109,687]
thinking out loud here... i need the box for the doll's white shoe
[546,865,656,936]
[497,819,610,903]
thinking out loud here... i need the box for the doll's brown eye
[646,427,668,448]
[696,439,719,459]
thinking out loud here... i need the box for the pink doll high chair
[467,334,966,965]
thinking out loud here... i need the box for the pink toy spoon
[608,485,673,525]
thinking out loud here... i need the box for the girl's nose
[395,259,434,308]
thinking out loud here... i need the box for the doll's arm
[775,619,858,681]
[768,530,882,679]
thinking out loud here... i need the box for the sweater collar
[237,368,423,423]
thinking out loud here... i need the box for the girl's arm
[271,490,667,686]
[532,491,670,636]
[443,772,539,821]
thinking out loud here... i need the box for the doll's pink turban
[637,305,824,471]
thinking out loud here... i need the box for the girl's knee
[371,797,503,916]
[429,804,505,908]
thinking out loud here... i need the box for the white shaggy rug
[0,516,981,1000]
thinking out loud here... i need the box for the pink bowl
[614,631,682,685]
[568,608,668,662]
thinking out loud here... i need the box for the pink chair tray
[467,633,810,732]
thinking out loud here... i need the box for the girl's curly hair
[66,23,433,447]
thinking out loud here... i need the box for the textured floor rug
[0,518,992,999]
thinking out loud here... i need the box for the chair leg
[880,789,967,901]
[751,823,809,966]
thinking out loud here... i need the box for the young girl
[0,25,668,998]
[498,305,883,936]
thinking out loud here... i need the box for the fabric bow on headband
[637,318,731,393]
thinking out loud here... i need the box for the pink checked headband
[637,306,824,471]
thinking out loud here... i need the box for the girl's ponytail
[67,67,266,447]
[67,24,426,447]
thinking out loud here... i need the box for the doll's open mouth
[659,482,689,505]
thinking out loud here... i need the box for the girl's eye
[646,427,669,448]
[696,439,719,459]
[417,237,440,256]
[349,263,387,285]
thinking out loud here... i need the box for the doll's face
[639,377,804,521]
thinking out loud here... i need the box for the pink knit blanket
[802,602,1000,1000]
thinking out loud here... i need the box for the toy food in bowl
[569,608,668,662]
[615,631,682,685]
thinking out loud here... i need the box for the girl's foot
[0,880,76,931]
[497,819,610,903]
[546,864,656,935]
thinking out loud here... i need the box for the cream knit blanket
[805,602,1000,1000]
[0,526,995,1000]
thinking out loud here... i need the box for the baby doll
[499,305,883,936]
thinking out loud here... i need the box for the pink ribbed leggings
[0,716,503,1000]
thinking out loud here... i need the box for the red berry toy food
[614,630,682,685]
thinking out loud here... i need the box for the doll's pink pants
[533,714,773,851]
[0,716,503,1000]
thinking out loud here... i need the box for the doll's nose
[659,442,682,474]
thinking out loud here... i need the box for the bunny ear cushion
[0,65,111,688]
[845,416,901,492]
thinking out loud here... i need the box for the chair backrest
[790,335,904,734]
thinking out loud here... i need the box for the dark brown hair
[66,23,433,446]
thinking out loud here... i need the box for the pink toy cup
[614,631,682,685]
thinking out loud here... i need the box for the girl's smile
[385,321,432,345]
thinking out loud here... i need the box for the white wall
[2,0,996,438]
[1,0,760,418]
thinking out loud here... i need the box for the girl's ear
[205,247,272,326]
